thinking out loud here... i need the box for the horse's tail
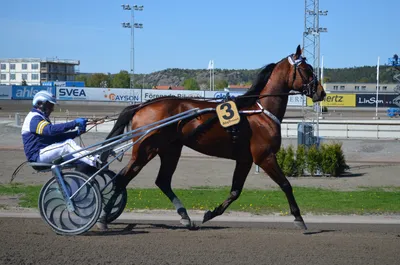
[100,104,140,162]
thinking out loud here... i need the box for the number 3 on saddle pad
[216,101,241,128]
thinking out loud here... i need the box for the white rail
[280,119,400,139]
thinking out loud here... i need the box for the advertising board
[355,94,400,108]
[43,81,85,87]
[102,88,141,102]
[141,89,204,101]
[57,87,142,102]
[204,91,244,100]
[0,86,12,100]
[12,86,56,100]
[288,94,306,106]
[307,94,356,107]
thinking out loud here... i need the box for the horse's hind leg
[96,142,157,230]
[202,160,253,223]
[259,154,307,230]
[155,145,194,228]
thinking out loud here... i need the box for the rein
[80,91,304,130]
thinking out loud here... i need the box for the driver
[21,90,101,168]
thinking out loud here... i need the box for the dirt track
[0,218,399,265]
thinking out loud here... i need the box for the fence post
[377,124,379,139]
[15,113,20,126]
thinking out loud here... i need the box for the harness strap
[238,102,281,126]
[256,102,281,126]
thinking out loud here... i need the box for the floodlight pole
[121,4,144,95]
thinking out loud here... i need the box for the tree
[86,73,109,87]
[198,81,209,91]
[183,78,200,90]
[75,74,88,84]
[323,76,331,83]
[215,80,228,91]
[358,77,369,83]
[110,70,130,88]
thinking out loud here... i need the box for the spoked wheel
[38,171,102,235]
[95,170,127,223]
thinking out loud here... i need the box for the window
[333,85,338,90]
[361,86,366,90]
[22,73,28,80]
[340,85,345,90]
[0,64,5,70]
[10,74,16,80]
[382,86,387,91]
[355,86,360,91]
[0,74,6,80]
[22,64,28,70]
[10,64,15,70]
[31,63,39,70]
[31,74,39,80]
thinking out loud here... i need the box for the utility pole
[121,4,144,102]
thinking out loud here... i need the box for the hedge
[276,142,349,177]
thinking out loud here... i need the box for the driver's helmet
[32,90,57,106]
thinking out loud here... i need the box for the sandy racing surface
[0,102,400,264]
[0,217,399,265]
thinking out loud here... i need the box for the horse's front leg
[258,153,307,230]
[202,160,253,223]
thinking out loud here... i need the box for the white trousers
[38,139,97,167]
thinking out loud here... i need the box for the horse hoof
[96,221,108,231]
[294,220,308,230]
[180,218,193,227]
[202,210,213,223]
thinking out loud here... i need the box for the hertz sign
[307,94,356,107]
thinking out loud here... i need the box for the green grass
[1,184,400,215]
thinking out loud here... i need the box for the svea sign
[12,86,55,100]
[58,87,87,100]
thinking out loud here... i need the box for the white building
[0,58,80,86]
[324,82,399,93]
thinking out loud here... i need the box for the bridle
[288,55,318,97]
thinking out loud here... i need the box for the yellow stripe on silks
[36,120,49,134]
[39,122,49,134]
[38,121,49,134]
[36,120,47,134]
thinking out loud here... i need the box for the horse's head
[286,45,326,102]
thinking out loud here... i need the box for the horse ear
[295,45,302,58]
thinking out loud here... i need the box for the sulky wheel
[38,171,102,235]
[95,169,127,223]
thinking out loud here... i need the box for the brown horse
[97,45,326,230]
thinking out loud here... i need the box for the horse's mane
[235,63,276,109]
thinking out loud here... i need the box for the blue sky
[0,0,398,74]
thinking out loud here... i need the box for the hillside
[78,65,399,89]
